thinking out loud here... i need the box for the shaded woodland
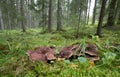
[0,0,120,36]
[0,0,120,77]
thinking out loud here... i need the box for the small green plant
[64,60,71,64]
[105,39,110,48]
[91,35,100,42]
[102,52,116,65]
[78,57,87,63]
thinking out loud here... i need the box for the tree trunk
[9,0,16,29]
[117,13,120,24]
[116,0,120,24]
[20,0,26,32]
[96,0,107,37]
[48,0,52,32]
[86,0,91,25]
[26,0,32,28]
[92,0,97,25]
[75,8,82,38]
[16,0,21,29]
[67,0,70,25]
[57,0,62,31]
[42,0,45,30]
[30,0,35,28]
[0,7,4,30]
[85,0,88,24]
[8,11,12,30]
[106,0,117,26]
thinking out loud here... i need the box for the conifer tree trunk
[96,0,107,37]
[92,0,97,25]
[57,0,62,31]
[106,0,117,26]
[42,0,45,30]
[0,7,4,30]
[20,0,26,32]
[86,0,91,25]
[67,0,70,22]
[117,13,120,24]
[48,0,52,32]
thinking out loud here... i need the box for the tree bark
[106,0,117,26]
[86,0,91,25]
[48,0,52,32]
[116,0,120,24]
[42,0,45,30]
[96,0,107,37]
[20,0,26,32]
[92,0,97,25]
[0,7,4,30]
[57,0,62,31]
[67,0,70,25]
[85,0,88,24]
[8,11,12,30]
[16,0,21,29]
[26,0,32,28]
[75,8,82,38]
[117,13,120,24]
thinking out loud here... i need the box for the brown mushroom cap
[27,46,56,62]
[27,51,46,62]
[85,44,99,61]
[85,44,98,56]
[86,44,98,51]
[58,44,80,59]
[46,53,56,60]
[59,50,74,58]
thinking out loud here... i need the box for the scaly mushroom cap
[58,44,80,59]
[85,44,99,61]
[27,50,46,62]
[85,44,98,56]
[46,53,56,60]
[36,46,55,53]
[27,46,56,62]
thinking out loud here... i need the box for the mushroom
[27,46,56,62]
[58,44,80,59]
[85,44,100,61]
[27,50,46,62]
[85,50,98,56]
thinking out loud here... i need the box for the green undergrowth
[0,27,120,77]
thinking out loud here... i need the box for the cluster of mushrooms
[27,43,100,63]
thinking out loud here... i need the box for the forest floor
[0,25,120,77]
